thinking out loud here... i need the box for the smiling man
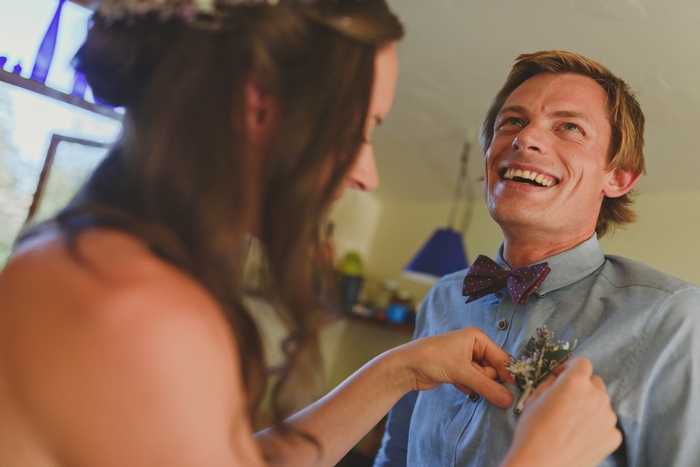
[375,50,700,467]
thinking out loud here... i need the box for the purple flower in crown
[505,326,576,414]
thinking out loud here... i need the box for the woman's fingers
[503,357,622,467]
[471,361,498,380]
[460,362,514,408]
[469,330,516,385]
[551,355,592,377]
[405,327,514,407]
[591,374,606,390]
[526,373,555,405]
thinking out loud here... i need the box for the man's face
[484,72,615,240]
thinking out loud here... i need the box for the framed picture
[26,133,111,223]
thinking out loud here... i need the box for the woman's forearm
[254,347,410,467]
[254,327,515,466]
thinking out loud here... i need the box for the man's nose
[512,125,543,153]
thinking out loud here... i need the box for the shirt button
[497,319,508,331]
[469,393,481,403]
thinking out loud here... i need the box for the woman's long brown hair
[17,0,403,436]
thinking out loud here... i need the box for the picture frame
[25,133,111,223]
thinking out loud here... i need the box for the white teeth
[503,168,555,187]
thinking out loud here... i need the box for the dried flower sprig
[506,326,575,414]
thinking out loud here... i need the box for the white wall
[317,188,700,400]
[329,189,383,264]
[598,190,700,285]
[361,190,700,306]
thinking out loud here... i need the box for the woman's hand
[392,327,516,409]
[501,357,622,467]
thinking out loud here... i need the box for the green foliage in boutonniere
[506,326,576,414]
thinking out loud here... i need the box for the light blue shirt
[375,235,700,467]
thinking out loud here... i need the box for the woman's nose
[346,142,379,192]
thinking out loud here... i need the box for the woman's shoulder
[0,228,261,466]
[4,227,217,314]
[1,226,237,365]
[1,228,239,366]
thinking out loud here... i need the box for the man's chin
[489,208,552,232]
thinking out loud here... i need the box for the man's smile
[501,167,559,187]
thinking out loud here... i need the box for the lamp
[402,141,474,285]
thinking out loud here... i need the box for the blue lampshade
[402,228,468,285]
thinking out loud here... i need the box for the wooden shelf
[345,312,415,335]
[0,69,123,122]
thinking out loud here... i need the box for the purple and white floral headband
[97,0,284,25]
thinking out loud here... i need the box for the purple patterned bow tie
[462,255,551,306]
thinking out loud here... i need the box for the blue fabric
[374,234,700,467]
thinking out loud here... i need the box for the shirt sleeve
[373,390,417,467]
[616,287,700,467]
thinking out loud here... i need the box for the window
[0,0,122,263]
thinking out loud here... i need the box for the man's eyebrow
[552,110,593,125]
[497,105,525,117]
[498,107,595,126]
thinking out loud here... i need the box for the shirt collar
[494,233,604,296]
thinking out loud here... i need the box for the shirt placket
[443,290,519,465]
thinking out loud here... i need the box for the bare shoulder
[0,228,234,367]
[0,229,265,466]
[6,227,216,307]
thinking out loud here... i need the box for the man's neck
[502,230,595,269]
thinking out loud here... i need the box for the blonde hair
[481,50,646,237]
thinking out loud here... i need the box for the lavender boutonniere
[506,326,576,414]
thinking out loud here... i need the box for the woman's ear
[603,167,642,198]
[244,77,278,137]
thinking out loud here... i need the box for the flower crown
[97,0,282,25]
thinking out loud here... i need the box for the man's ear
[603,167,642,198]
[244,77,277,136]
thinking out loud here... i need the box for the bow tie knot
[462,255,551,306]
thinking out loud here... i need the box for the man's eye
[500,117,523,127]
[562,123,580,131]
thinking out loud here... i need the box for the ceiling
[374,0,700,204]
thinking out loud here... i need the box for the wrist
[377,344,418,395]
